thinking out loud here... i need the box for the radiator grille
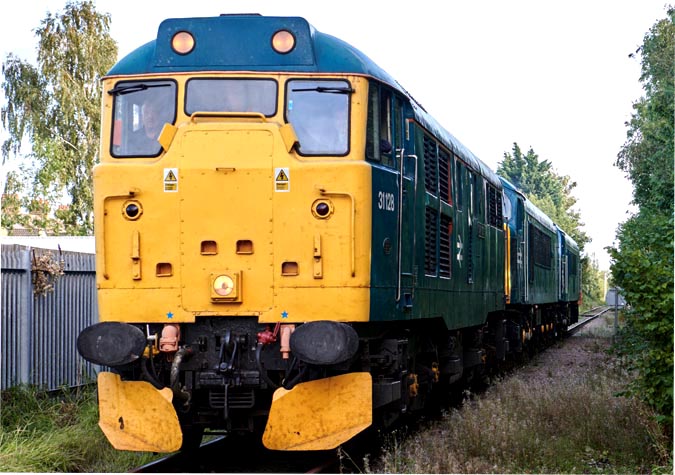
[438,148,451,204]
[439,214,452,278]
[425,207,437,275]
[487,184,503,227]
[423,135,438,194]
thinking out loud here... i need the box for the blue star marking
[167,311,174,319]
[281,311,289,319]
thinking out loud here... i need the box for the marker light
[122,200,143,220]
[213,275,235,296]
[125,203,139,218]
[316,202,330,216]
[271,30,295,54]
[172,31,195,55]
[312,199,334,219]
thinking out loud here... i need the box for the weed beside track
[0,384,160,472]
[366,316,672,474]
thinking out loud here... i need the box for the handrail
[189,111,267,122]
[396,152,418,302]
[396,149,405,302]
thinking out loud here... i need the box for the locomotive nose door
[177,117,275,314]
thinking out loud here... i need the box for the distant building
[605,288,626,307]
[0,235,95,254]
[1,223,43,237]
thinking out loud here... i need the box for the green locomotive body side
[367,80,505,330]
[557,227,581,304]
[523,200,559,304]
[501,176,573,306]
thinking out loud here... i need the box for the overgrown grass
[368,336,672,474]
[0,384,160,472]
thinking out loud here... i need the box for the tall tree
[609,6,674,431]
[498,143,589,251]
[1,0,117,234]
[581,255,605,306]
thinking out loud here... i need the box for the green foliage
[617,10,675,212]
[581,255,606,309]
[0,384,159,472]
[498,143,589,250]
[610,6,674,433]
[1,0,117,235]
[1,169,65,234]
[609,211,674,428]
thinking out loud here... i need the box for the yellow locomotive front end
[80,63,375,451]
[96,74,372,325]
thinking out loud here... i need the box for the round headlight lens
[271,30,295,54]
[172,31,195,55]
[213,275,234,296]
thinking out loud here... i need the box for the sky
[0,1,670,270]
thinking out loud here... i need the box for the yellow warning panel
[97,372,182,452]
[275,167,290,192]
[262,372,372,450]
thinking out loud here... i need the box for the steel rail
[130,436,225,473]
[566,306,611,335]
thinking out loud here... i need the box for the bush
[610,211,674,430]
[611,5,674,438]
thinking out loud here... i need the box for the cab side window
[286,79,351,156]
[367,82,405,168]
[110,80,177,158]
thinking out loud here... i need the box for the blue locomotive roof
[556,225,579,254]
[499,177,557,234]
[499,176,527,200]
[107,14,398,84]
[412,101,502,189]
[107,14,501,188]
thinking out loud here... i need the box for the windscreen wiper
[291,86,354,94]
[107,83,171,96]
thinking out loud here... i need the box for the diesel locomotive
[77,14,581,453]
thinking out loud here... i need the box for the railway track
[130,437,224,473]
[566,305,611,335]
[131,433,342,473]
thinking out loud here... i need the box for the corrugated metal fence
[1,244,99,391]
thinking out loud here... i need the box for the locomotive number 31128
[378,191,395,212]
